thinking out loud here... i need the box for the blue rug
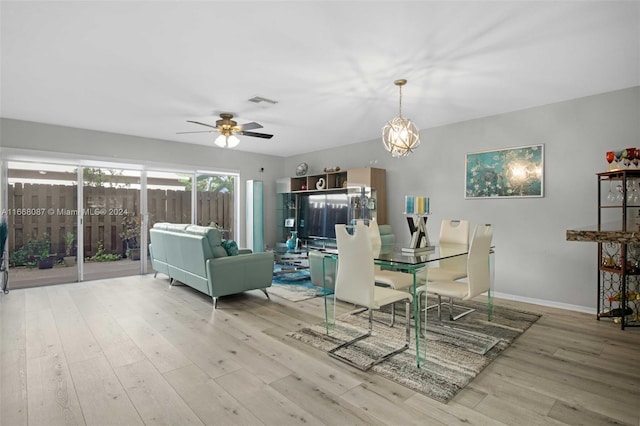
[273,268,312,283]
[270,267,331,301]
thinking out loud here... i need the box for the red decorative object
[606,151,614,164]
[626,148,636,167]
[301,183,307,190]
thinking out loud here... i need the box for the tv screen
[298,193,349,240]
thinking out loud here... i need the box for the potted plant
[120,214,140,260]
[36,235,54,269]
[63,231,76,267]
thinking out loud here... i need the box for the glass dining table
[321,243,475,368]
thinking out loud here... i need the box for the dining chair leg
[405,301,411,346]
[418,292,441,335]
[417,292,424,337]
[391,304,395,326]
[373,283,396,327]
[421,293,425,336]
[328,304,410,371]
[372,302,395,327]
[488,289,493,321]
[447,297,476,321]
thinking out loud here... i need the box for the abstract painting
[465,144,544,199]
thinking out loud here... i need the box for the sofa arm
[206,251,274,297]
[238,248,253,255]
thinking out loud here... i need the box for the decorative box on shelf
[403,195,430,252]
[401,245,434,255]
[404,196,429,215]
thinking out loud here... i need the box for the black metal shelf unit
[597,170,640,329]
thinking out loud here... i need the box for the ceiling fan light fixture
[215,134,240,148]
[180,113,273,146]
[382,79,420,158]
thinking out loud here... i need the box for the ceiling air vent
[248,96,278,104]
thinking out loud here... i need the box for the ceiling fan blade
[239,131,273,139]
[176,130,216,134]
[240,122,263,131]
[186,120,219,130]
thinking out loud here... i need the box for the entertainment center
[276,167,387,248]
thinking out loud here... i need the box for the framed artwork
[465,144,544,199]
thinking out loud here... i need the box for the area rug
[269,268,330,302]
[288,300,540,403]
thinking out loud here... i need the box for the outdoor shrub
[86,241,121,262]
[9,247,28,266]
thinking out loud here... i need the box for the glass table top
[317,243,469,266]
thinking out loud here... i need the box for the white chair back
[366,218,382,258]
[439,220,470,244]
[438,219,470,271]
[465,224,493,299]
[334,222,375,308]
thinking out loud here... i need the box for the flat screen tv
[298,193,349,240]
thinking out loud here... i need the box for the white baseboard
[491,291,596,315]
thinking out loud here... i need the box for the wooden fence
[6,183,234,256]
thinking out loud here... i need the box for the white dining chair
[329,222,413,371]
[424,219,470,282]
[368,219,415,290]
[367,219,415,326]
[440,219,471,244]
[417,224,493,324]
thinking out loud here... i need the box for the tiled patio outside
[3,258,153,290]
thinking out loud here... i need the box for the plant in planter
[63,231,76,267]
[37,246,54,269]
[120,214,141,260]
[29,233,54,269]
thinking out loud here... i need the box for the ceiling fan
[177,113,273,148]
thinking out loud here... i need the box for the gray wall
[285,87,640,312]
[0,119,285,248]
[2,86,639,311]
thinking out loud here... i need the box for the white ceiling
[1,1,638,157]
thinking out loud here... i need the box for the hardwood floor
[1,274,639,426]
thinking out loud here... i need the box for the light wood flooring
[1,274,639,426]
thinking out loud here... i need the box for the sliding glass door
[5,161,79,289]
[81,167,142,281]
[195,173,236,239]
[1,159,239,289]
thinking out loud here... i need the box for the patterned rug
[269,268,330,302]
[288,299,540,403]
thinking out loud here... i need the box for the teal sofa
[149,223,274,308]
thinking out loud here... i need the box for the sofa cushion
[221,240,239,256]
[378,224,395,255]
[184,225,227,258]
[153,223,190,233]
[379,224,393,236]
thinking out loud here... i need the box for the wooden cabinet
[286,167,387,224]
[290,171,346,192]
[347,168,387,225]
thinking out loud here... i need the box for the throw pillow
[221,239,239,256]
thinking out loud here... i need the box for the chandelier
[382,79,420,157]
